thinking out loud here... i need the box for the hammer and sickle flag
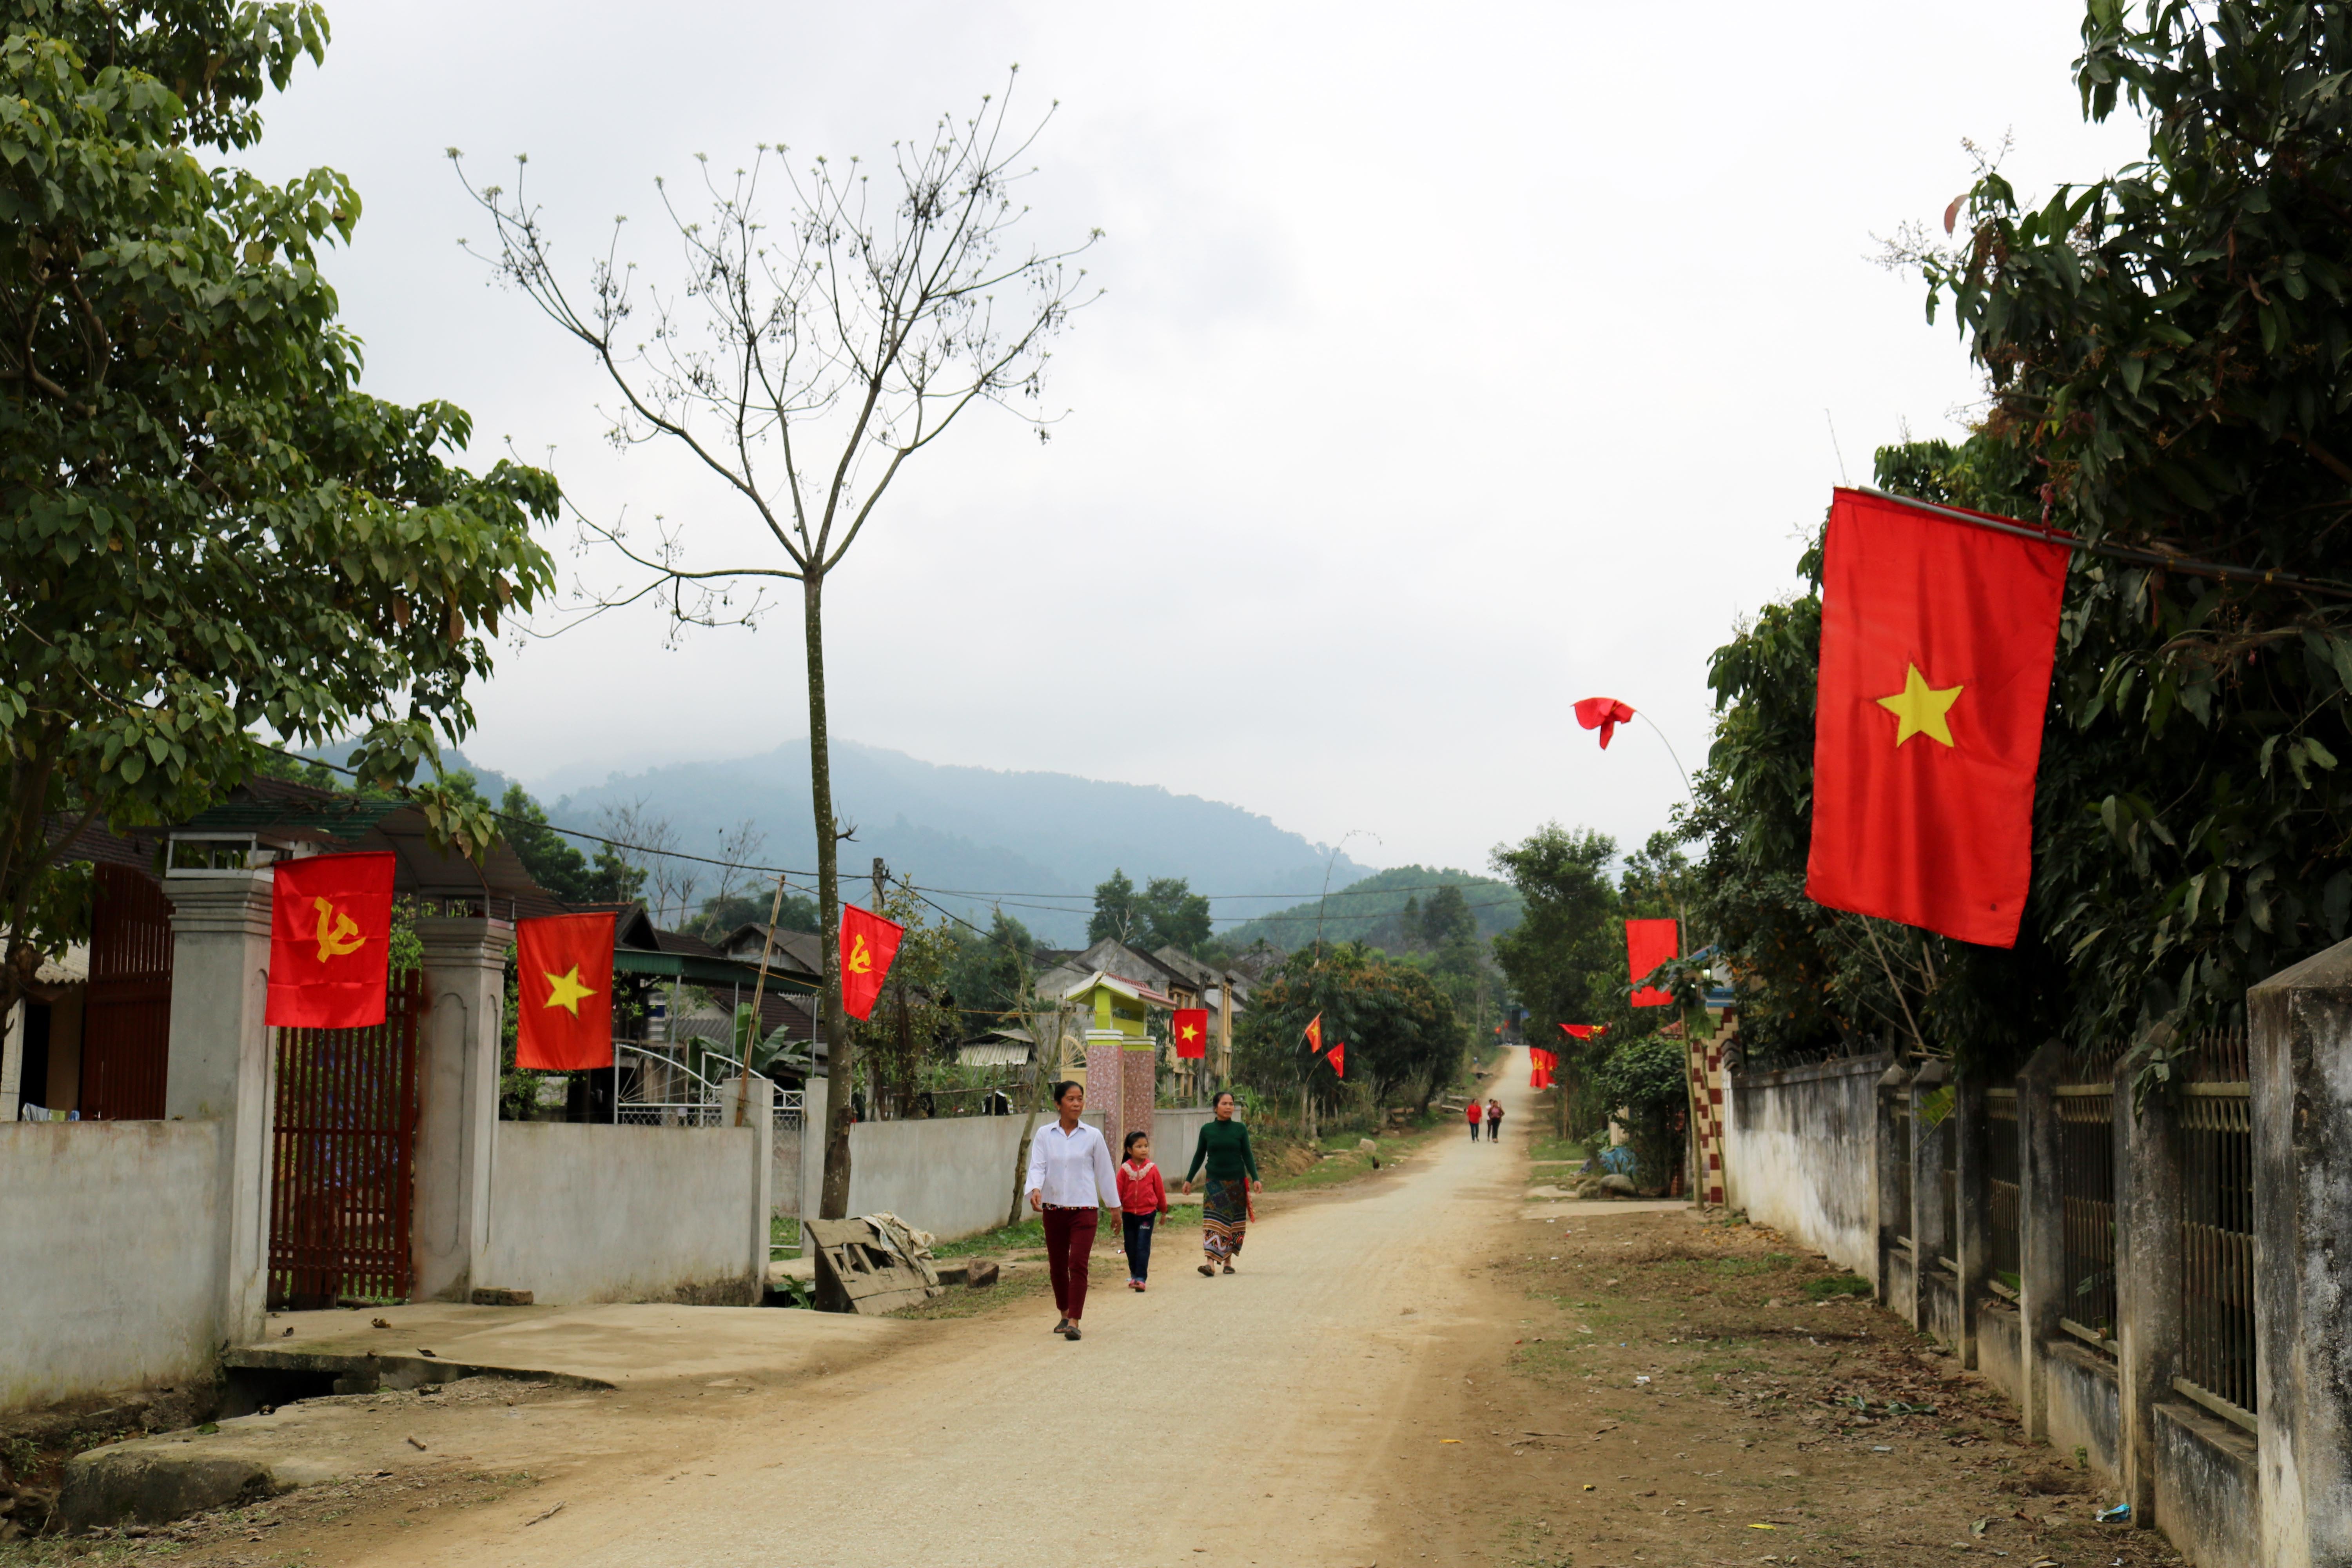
[1173,1007,1209,1060]
[1327,1041,1346,1080]
[1304,1013,1323,1054]
[516,912,617,1070]
[266,851,396,1029]
[839,903,906,1022]
[1806,488,2068,947]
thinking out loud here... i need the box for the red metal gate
[268,969,424,1308]
[81,864,174,1120]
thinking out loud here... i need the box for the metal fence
[2177,1027,2255,1429]
[1987,1088,2021,1294]
[2058,1086,2118,1349]
[1890,1093,1913,1246]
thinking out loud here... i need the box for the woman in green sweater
[1181,1090,1262,1276]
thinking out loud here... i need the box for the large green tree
[0,3,556,1027]
[1232,942,1461,1113]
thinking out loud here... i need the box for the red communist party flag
[1172,1007,1209,1060]
[839,904,907,1022]
[1573,696,1636,749]
[1626,918,1678,1008]
[1304,1013,1323,1053]
[267,851,396,1029]
[1807,487,2069,947]
[1560,1023,1597,1042]
[1327,1041,1345,1079]
[516,912,617,1070]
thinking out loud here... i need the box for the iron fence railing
[1890,1093,1913,1247]
[2058,1086,2118,1350]
[2176,1027,2255,1430]
[1987,1088,2021,1294]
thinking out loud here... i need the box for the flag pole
[740,874,788,1127]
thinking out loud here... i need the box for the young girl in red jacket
[1118,1131,1169,1291]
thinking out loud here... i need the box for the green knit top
[1187,1117,1259,1183]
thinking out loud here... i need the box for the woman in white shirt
[1025,1080,1122,1341]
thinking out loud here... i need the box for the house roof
[1058,968,1175,1009]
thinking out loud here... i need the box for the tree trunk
[808,571,855,1220]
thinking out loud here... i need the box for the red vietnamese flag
[516,912,616,1070]
[1327,1041,1345,1079]
[1303,1013,1323,1053]
[1172,1007,1209,1060]
[267,852,396,1028]
[1626,918,1678,1007]
[839,904,906,1021]
[1806,488,2068,947]
[1561,1023,1600,1042]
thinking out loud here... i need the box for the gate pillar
[163,872,277,1348]
[412,916,511,1303]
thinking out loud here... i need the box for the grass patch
[1654,1253,1797,1278]
[1528,1136,1590,1163]
[1803,1273,1875,1300]
[931,1215,1047,1258]
[889,1267,1052,1320]
[768,1213,800,1254]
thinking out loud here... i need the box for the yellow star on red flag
[1876,663,1964,748]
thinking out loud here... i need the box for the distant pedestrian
[1118,1130,1168,1291]
[1181,1090,1261,1276]
[1467,1101,1483,1141]
[1025,1080,1121,1341]
[1486,1098,1504,1144]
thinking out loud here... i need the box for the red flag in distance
[839,904,907,1021]
[1560,1022,1602,1041]
[267,852,396,1029]
[516,912,617,1070]
[1573,696,1637,749]
[1327,1041,1345,1079]
[1804,487,2068,947]
[1304,1013,1323,1053]
[1172,1007,1209,1060]
[1626,918,1678,1008]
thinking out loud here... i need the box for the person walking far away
[1025,1080,1120,1341]
[1118,1130,1167,1292]
[1466,1100,1483,1142]
[1486,1098,1504,1144]
[1181,1090,1261,1276]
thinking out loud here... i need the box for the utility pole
[867,857,887,1122]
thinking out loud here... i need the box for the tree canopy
[0,2,557,1017]
[1087,868,1213,953]
[1232,943,1463,1111]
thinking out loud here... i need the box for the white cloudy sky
[256,1,2143,877]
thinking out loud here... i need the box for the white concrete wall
[0,1121,229,1410]
[844,1114,1037,1240]
[483,1123,762,1305]
[1723,1054,1886,1279]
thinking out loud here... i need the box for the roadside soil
[1388,1205,2185,1567]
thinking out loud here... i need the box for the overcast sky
[255,2,2143,881]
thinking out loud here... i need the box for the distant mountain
[1218,865,1522,952]
[412,739,1376,945]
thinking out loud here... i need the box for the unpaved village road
[83,1054,2184,1568]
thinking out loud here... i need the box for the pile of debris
[805,1213,946,1314]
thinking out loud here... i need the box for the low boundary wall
[484,1122,764,1305]
[0,1122,232,1409]
[1722,1054,1885,1280]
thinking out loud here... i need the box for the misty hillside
[1218,865,1522,952]
[419,740,1375,944]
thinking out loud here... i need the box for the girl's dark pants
[1122,1210,1157,1281]
[1042,1205,1097,1320]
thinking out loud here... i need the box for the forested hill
[1218,865,1521,951]
[345,739,1376,945]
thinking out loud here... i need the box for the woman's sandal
[1052,1316,1070,1334]
[1222,1263,1236,1274]
[1198,1263,1216,1278]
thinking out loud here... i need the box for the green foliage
[0,2,557,1013]
[943,907,1035,1024]
[492,782,644,907]
[1804,1273,1876,1300]
[1589,1031,1688,1188]
[1489,824,1624,1064]
[849,884,961,1115]
[1086,868,1212,953]
[1926,0,2352,1051]
[1232,942,1463,1109]
[1218,864,1523,952]
[686,887,818,940]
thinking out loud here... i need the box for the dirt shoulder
[1381,1192,2186,1567]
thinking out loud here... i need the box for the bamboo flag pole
[739,873,788,1127]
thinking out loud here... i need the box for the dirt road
[29,1056,2188,1568]
[288,1072,1535,1568]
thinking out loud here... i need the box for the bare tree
[455,74,1098,1218]
[711,818,767,911]
[596,798,699,927]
